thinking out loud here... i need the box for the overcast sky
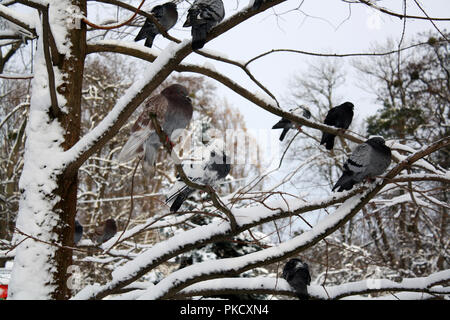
[94,0,449,150]
[85,0,450,176]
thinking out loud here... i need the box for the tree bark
[8,0,86,300]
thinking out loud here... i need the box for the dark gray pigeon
[74,219,83,245]
[166,139,231,212]
[272,106,311,141]
[94,218,117,244]
[282,258,311,300]
[134,2,178,48]
[320,102,354,150]
[118,84,193,172]
[251,0,264,10]
[183,0,225,50]
[332,137,392,192]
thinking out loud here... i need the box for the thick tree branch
[173,271,450,299]
[0,3,36,37]
[41,6,60,118]
[73,136,448,300]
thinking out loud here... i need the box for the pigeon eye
[211,152,216,157]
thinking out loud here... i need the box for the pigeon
[74,219,83,245]
[94,218,117,244]
[282,258,311,300]
[332,137,392,192]
[134,2,178,48]
[166,139,231,212]
[251,0,264,10]
[117,84,193,172]
[272,106,311,141]
[183,0,225,50]
[320,102,354,150]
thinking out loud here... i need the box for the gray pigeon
[118,84,193,171]
[134,2,178,48]
[183,0,225,50]
[94,218,117,244]
[332,137,392,192]
[251,0,264,10]
[282,258,311,300]
[166,139,231,212]
[74,219,83,245]
[272,106,311,141]
[320,102,354,150]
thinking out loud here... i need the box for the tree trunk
[8,0,86,300]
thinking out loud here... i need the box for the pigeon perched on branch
[320,102,354,150]
[134,2,178,48]
[282,258,311,300]
[251,0,264,11]
[94,218,117,244]
[272,106,311,141]
[166,139,231,212]
[74,220,83,245]
[118,84,193,172]
[183,0,225,50]
[332,137,391,192]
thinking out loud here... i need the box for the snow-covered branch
[65,0,287,174]
[173,270,450,299]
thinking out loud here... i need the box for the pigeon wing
[151,4,164,19]
[117,94,168,162]
[368,147,391,176]
[346,143,371,174]
[323,106,339,126]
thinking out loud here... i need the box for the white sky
[10,0,450,133]
[101,0,449,172]
[183,0,449,129]
[82,0,450,127]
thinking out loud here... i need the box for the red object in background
[0,285,7,299]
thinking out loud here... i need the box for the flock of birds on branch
[74,0,393,299]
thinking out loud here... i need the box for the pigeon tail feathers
[332,170,355,192]
[117,128,152,163]
[143,142,158,171]
[279,128,289,141]
[321,132,336,150]
[192,23,208,50]
[144,34,156,48]
[167,184,194,212]
[252,0,263,10]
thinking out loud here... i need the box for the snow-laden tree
[0,0,448,300]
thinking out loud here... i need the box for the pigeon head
[367,136,386,146]
[367,136,391,155]
[284,258,309,271]
[162,84,189,99]
[342,102,354,110]
[104,218,117,230]
[163,2,177,10]
[283,258,309,277]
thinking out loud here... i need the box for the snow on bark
[73,189,361,299]
[176,270,450,299]
[134,192,370,299]
[8,0,76,300]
